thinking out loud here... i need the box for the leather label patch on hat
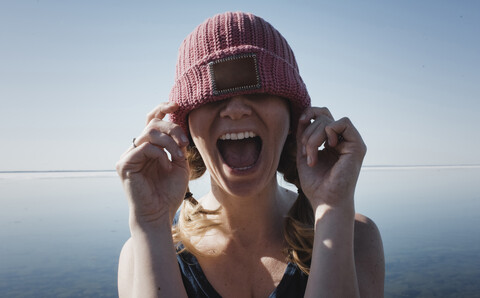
[209,53,261,95]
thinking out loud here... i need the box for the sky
[0,0,479,171]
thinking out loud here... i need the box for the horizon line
[1,164,480,174]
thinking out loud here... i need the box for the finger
[299,120,325,157]
[325,117,350,147]
[301,116,334,153]
[116,142,172,178]
[171,145,189,168]
[298,107,334,143]
[304,124,330,167]
[120,140,137,159]
[149,131,186,161]
[152,120,189,147]
[325,117,366,154]
[134,132,185,162]
[298,107,334,125]
[140,119,189,148]
[296,121,308,167]
[297,118,327,168]
[146,102,179,125]
[298,108,334,166]
[301,117,325,143]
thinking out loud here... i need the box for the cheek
[188,114,214,161]
[265,108,290,151]
[187,103,219,139]
[188,111,208,141]
[269,108,290,135]
[264,98,290,124]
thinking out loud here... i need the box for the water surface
[356,167,480,297]
[1,167,479,297]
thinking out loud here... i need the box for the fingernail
[177,149,184,158]
[307,155,312,166]
[302,146,306,156]
[181,135,188,143]
[300,114,306,121]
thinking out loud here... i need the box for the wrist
[311,193,354,213]
[312,204,356,252]
[129,211,173,236]
[305,185,356,209]
[313,201,355,226]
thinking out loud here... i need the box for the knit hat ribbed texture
[169,12,310,134]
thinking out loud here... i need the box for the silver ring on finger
[132,138,137,148]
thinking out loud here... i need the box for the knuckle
[340,116,352,124]
[145,118,157,128]
[360,140,367,151]
[317,107,332,118]
[147,127,159,138]
[146,110,154,119]
[146,108,160,121]
[302,107,314,118]
[305,107,314,114]
[159,133,174,145]
[165,122,177,134]
[318,107,330,113]
[170,124,185,136]
[115,161,127,177]
[155,121,173,136]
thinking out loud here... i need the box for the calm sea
[1,167,479,297]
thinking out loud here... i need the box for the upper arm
[354,213,385,298]
[118,237,134,298]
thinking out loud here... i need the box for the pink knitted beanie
[169,12,310,134]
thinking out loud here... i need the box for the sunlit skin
[188,94,290,202]
[116,95,385,297]
[184,95,300,296]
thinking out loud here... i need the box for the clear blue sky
[1,0,479,171]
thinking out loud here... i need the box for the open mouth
[217,131,262,170]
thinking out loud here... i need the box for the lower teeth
[232,164,255,171]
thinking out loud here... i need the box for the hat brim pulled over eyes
[168,12,310,136]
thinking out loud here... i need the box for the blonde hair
[172,135,314,274]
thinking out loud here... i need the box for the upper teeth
[219,131,257,140]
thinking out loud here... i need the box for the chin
[214,166,278,199]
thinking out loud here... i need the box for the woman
[116,12,384,298]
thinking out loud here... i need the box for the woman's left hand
[296,107,367,210]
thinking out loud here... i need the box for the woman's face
[188,94,290,197]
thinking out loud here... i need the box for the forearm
[130,216,187,298]
[304,203,360,298]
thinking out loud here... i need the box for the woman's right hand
[116,102,190,228]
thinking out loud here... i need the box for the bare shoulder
[354,213,385,298]
[354,213,383,250]
[118,237,134,298]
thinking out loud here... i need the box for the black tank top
[177,250,308,297]
[174,209,308,297]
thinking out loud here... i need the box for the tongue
[218,138,260,169]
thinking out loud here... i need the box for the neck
[203,176,294,246]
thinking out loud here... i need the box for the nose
[219,96,252,120]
